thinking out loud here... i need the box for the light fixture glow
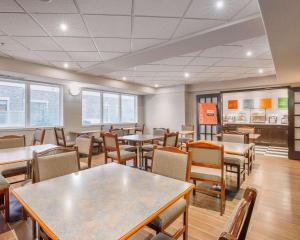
[215,0,224,9]
[246,50,253,57]
[122,76,127,81]
[63,63,69,68]
[258,68,264,74]
[184,72,190,78]
[69,85,81,96]
[60,23,68,31]
[154,84,159,88]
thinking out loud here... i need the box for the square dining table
[13,163,194,240]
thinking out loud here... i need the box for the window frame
[0,78,63,130]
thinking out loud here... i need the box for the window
[0,81,25,127]
[121,95,136,123]
[103,93,120,123]
[82,90,101,125]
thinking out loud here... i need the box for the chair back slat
[76,135,93,155]
[103,132,119,151]
[135,123,144,134]
[33,128,46,145]
[152,147,192,181]
[0,135,25,149]
[164,132,179,147]
[54,127,66,147]
[32,147,79,183]
[111,128,124,137]
[153,128,169,136]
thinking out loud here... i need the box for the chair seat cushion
[191,166,221,182]
[149,198,186,230]
[224,154,245,166]
[142,144,154,151]
[151,233,173,240]
[0,174,9,191]
[107,150,136,160]
[120,145,137,152]
[0,162,28,177]
[80,161,89,170]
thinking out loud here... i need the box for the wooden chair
[101,124,112,132]
[178,125,194,149]
[187,141,225,215]
[222,132,247,190]
[144,132,179,170]
[151,233,173,240]
[218,187,257,240]
[0,135,29,181]
[54,127,75,147]
[141,128,170,154]
[135,123,145,134]
[75,135,94,170]
[102,132,137,167]
[32,128,46,145]
[148,147,192,240]
[0,174,10,222]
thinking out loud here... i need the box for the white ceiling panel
[185,0,250,20]
[101,52,126,61]
[0,13,46,36]
[94,38,131,53]
[15,37,61,51]
[153,56,193,65]
[54,37,96,51]
[233,0,260,20]
[134,0,190,17]
[245,67,275,74]
[190,57,222,66]
[239,59,274,68]
[132,17,180,39]
[0,0,24,12]
[76,0,132,15]
[68,52,101,61]
[173,18,225,39]
[195,72,220,78]
[35,51,71,61]
[17,0,78,14]
[51,61,80,70]
[33,14,89,37]
[77,61,99,69]
[200,45,242,58]
[204,66,248,73]
[182,65,208,72]
[2,49,47,62]
[131,38,166,51]
[84,15,131,38]
[0,36,28,51]
[215,58,251,67]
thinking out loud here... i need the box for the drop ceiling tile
[131,38,166,51]
[173,18,225,38]
[134,0,190,17]
[195,72,220,78]
[33,14,89,37]
[17,0,78,13]
[35,51,71,61]
[94,38,130,53]
[0,0,24,12]
[14,37,61,51]
[1,49,47,63]
[77,61,99,69]
[135,64,162,71]
[84,15,131,38]
[68,52,101,61]
[256,50,272,59]
[186,0,250,20]
[0,13,46,36]
[76,0,132,14]
[190,57,221,66]
[54,37,96,51]
[245,67,275,74]
[153,56,193,65]
[204,66,248,73]
[201,45,242,58]
[156,71,184,77]
[215,58,250,67]
[132,17,180,39]
[51,61,80,70]
[180,50,202,57]
[239,59,274,68]
[101,52,126,61]
[183,65,208,72]
[0,51,9,57]
[233,0,260,20]
[0,36,28,51]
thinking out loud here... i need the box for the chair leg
[220,183,225,216]
[4,188,9,222]
[133,157,137,168]
[193,180,196,195]
[104,155,108,164]
[32,219,37,239]
[237,165,240,191]
[183,209,188,240]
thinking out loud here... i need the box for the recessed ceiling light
[246,50,253,57]
[215,0,224,9]
[258,68,264,74]
[184,72,190,78]
[60,23,68,32]
[63,63,69,69]
[154,84,159,88]
[122,76,127,81]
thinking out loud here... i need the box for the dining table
[211,141,253,156]
[12,163,194,240]
[69,129,102,137]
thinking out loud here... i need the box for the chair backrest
[163,132,179,147]
[102,132,119,152]
[181,125,194,131]
[0,135,25,149]
[32,147,79,183]
[101,125,112,132]
[186,141,224,169]
[54,127,66,147]
[153,128,169,136]
[135,123,145,133]
[33,128,46,145]
[75,135,94,168]
[222,132,249,144]
[111,128,124,137]
[152,147,192,181]
[218,187,258,240]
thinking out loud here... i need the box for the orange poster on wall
[198,103,218,125]
[260,98,272,109]
[228,100,238,109]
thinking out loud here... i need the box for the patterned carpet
[255,145,288,158]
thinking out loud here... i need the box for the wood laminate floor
[1,153,300,240]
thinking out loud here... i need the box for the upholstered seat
[191,165,222,182]
[224,154,245,166]
[120,145,137,152]
[0,174,9,191]
[149,198,186,230]
[142,144,154,151]
[0,162,28,178]
[151,233,173,240]
[107,150,136,160]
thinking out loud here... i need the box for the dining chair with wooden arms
[0,135,29,182]
[32,128,46,145]
[75,135,94,170]
[135,123,145,134]
[218,187,257,240]
[187,140,226,215]
[148,147,192,240]
[0,174,10,222]
[103,132,137,167]
[54,127,75,147]
[178,125,194,149]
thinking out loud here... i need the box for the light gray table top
[13,163,193,240]
[211,141,252,156]
[118,134,163,142]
